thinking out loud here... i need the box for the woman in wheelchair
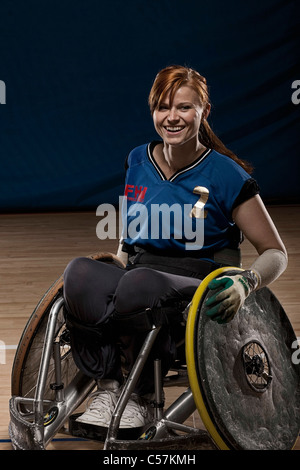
[63,65,288,432]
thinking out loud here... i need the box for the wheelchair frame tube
[43,372,95,447]
[52,339,64,403]
[154,359,164,420]
[164,387,196,423]
[34,297,65,430]
[32,295,95,448]
[104,325,161,449]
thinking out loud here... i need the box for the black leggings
[63,257,201,395]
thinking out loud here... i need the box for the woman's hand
[205,271,258,324]
[204,194,288,324]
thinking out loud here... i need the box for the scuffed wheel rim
[186,267,300,450]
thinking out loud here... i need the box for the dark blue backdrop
[0,0,299,212]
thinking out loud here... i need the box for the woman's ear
[203,103,211,120]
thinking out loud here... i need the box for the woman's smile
[164,125,185,134]
[153,85,206,148]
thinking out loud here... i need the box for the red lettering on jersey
[124,184,148,202]
[124,184,134,197]
[134,186,148,201]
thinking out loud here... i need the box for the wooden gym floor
[0,205,299,451]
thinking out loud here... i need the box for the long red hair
[148,65,253,174]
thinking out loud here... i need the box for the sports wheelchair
[9,252,300,450]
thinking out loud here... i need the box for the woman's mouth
[164,126,185,134]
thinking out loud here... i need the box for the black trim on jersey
[124,153,131,172]
[232,178,260,210]
[147,141,212,182]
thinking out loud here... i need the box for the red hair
[148,65,253,174]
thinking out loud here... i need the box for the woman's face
[153,85,208,148]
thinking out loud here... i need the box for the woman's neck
[155,140,206,179]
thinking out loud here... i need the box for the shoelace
[85,388,119,413]
[85,389,151,423]
[121,395,149,419]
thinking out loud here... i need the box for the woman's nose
[167,107,179,122]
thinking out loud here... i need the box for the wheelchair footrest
[9,397,45,450]
[105,430,217,450]
[69,413,143,442]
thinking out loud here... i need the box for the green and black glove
[205,270,259,324]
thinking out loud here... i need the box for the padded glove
[205,270,259,324]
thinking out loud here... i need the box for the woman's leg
[114,267,200,313]
[63,257,125,380]
[64,260,200,391]
[64,256,125,324]
[63,261,201,429]
[114,267,201,395]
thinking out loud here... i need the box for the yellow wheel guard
[185,266,244,450]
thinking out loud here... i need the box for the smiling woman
[151,86,208,177]
[62,64,288,433]
[148,65,252,174]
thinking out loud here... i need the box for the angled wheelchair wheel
[11,252,125,408]
[186,267,300,450]
[11,274,66,406]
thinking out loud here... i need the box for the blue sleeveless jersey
[121,142,257,259]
